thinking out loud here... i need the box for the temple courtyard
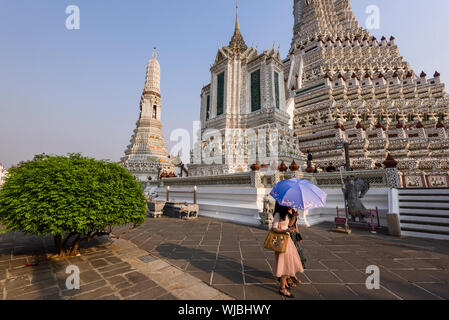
[0,216,448,300]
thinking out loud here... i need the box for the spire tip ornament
[152,47,157,59]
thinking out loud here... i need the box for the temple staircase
[398,189,449,240]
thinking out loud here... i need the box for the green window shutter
[251,70,261,112]
[216,72,225,116]
[206,95,210,120]
[274,72,280,109]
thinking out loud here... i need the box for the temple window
[274,72,280,109]
[251,69,261,112]
[206,95,211,120]
[153,105,157,119]
[216,72,225,116]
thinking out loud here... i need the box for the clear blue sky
[1,0,448,168]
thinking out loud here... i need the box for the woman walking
[289,210,307,268]
[286,210,307,288]
[271,203,304,298]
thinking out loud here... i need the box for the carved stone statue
[343,177,370,222]
[260,194,276,225]
[145,186,159,201]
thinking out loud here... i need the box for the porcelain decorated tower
[284,0,449,188]
[0,162,7,187]
[189,2,305,177]
[121,51,175,181]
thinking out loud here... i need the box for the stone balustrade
[151,168,401,189]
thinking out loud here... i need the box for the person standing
[289,210,307,270]
[271,203,304,298]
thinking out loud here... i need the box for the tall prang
[189,1,305,177]
[121,51,175,182]
[0,162,7,187]
[284,0,449,188]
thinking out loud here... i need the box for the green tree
[0,153,147,256]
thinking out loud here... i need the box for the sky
[1,0,449,168]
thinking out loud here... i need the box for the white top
[273,212,290,231]
[145,51,161,93]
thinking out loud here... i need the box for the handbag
[264,230,289,253]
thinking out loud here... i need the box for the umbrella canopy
[270,179,327,210]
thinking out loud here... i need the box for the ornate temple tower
[0,163,7,187]
[189,2,305,177]
[284,0,449,188]
[121,51,174,181]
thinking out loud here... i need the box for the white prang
[286,0,449,187]
[0,163,7,187]
[120,50,175,182]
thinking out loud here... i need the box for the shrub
[0,153,147,256]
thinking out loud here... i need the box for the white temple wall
[157,186,268,226]
[156,185,392,228]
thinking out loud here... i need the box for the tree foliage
[0,153,147,256]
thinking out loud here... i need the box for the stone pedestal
[163,202,199,220]
[148,201,166,218]
[386,213,401,237]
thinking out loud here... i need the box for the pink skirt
[273,238,304,278]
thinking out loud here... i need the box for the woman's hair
[275,203,291,221]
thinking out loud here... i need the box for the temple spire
[229,0,248,53]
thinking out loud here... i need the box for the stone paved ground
[0,230,230,300]
[1,216,449,300]
[119,217,449,300]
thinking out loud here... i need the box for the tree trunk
[68,235,82,257]
[54,235,65,257]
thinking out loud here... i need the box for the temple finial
[235,0,240,31]
[152,47,157,59]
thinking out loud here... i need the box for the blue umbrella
[270,179,327,210]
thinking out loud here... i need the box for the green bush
[0,153,147,256]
